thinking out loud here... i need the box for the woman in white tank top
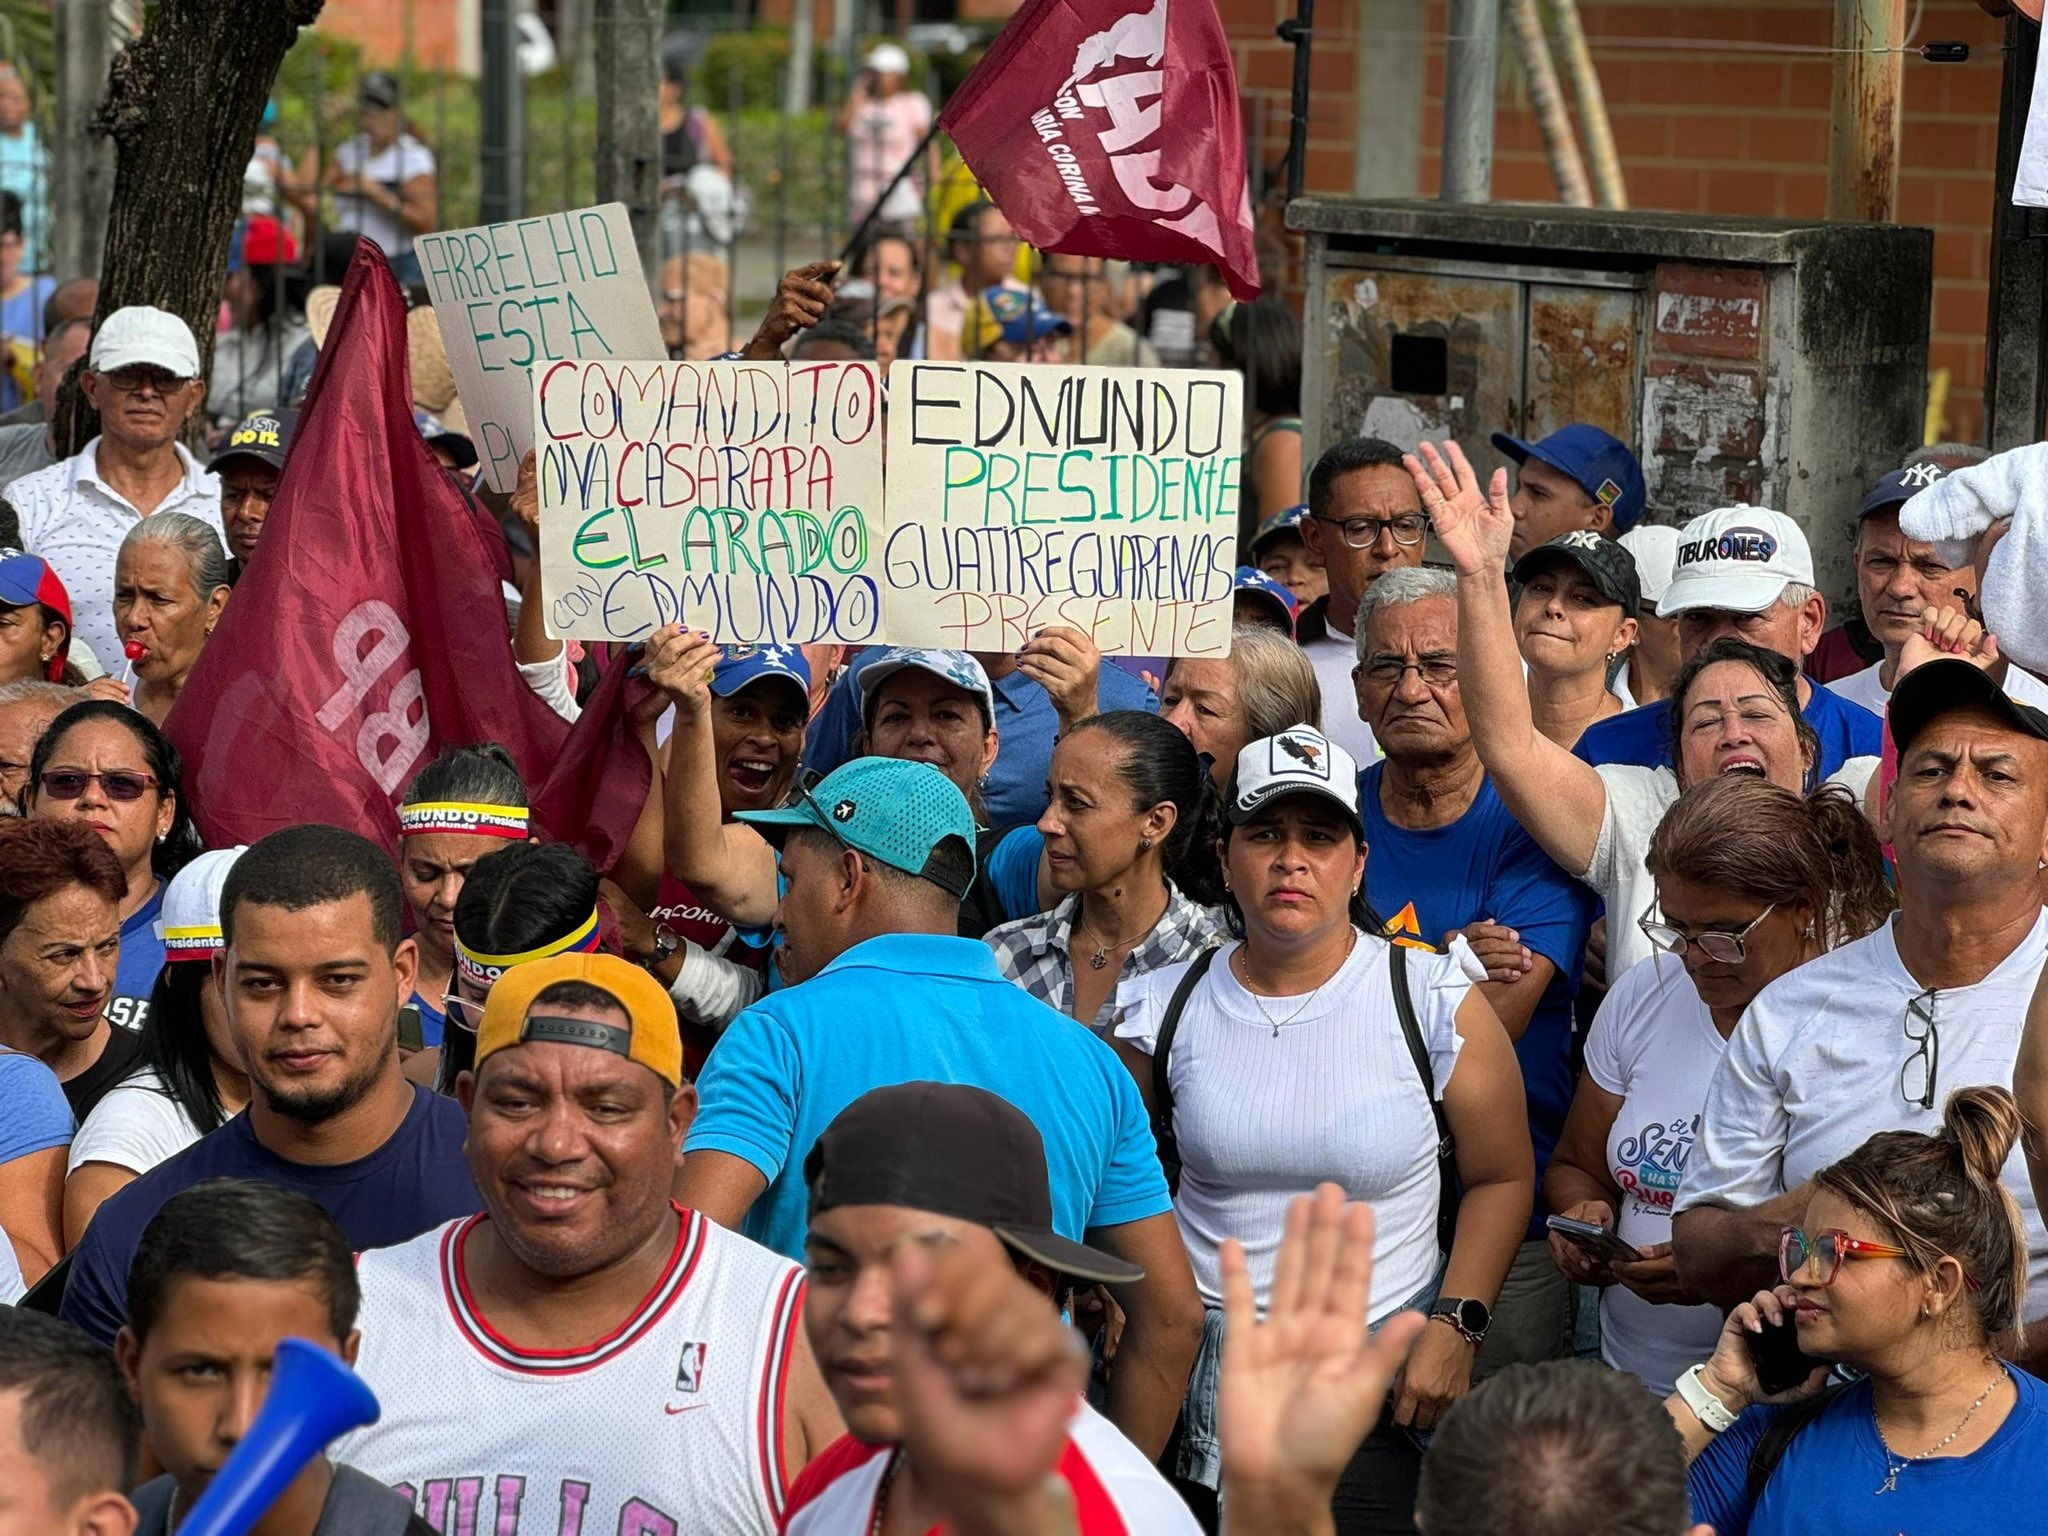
[1112,727,1533,1536]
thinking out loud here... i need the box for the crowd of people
[6,40,2048,1536]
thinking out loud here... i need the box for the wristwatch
[1430,1296,1491,1346]
[644,924,680,973]
[1676,1364,1739,1433]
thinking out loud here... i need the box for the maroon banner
[940,0,1261,300]
[165,244,634,862]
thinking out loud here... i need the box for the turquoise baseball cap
[737,757,978,897]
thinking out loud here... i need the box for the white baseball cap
[864,43,911,76]
[90,306,201,380]
[155,846,249,962]
[1228,726,1362,830]
[1657,506,1814,618]
[1618,524,1681,605]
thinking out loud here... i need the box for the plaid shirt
[985,883,1228,1031]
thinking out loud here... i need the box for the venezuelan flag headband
[454,909,603,989]
[397,801,531,839]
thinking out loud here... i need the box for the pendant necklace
[1874,1364,2006,1494]
[1234,930,1357,1037]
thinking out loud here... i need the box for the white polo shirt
[12,438,223,674]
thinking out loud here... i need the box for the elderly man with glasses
[1295,434,1432,768]
[8,306,222,677]
[1673,657,2048,1355]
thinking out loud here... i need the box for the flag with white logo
[939,0,1262,300]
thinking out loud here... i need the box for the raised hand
[888,1240,1086,1532]
[1219,1185,1426,1523]
[509,449,540,535]
[638,624,722,726]
[1403,440,1512,578]
[1897,602,2005,684]
[1017,626,1102,732]
[743,261,841,360]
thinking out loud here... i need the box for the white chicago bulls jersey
[780,1401,1200,1535]
[337,1203,806,1536]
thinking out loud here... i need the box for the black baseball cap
[359,71,401,109]
[208,407,297,474]
[805,1082,1144,1286]
[1889,659,2048,756]
[1510,529,1642,618]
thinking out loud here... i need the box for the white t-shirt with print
[1678,911,2048,1318]
[1115,935,1466,1323]
[1582,955,1730,1395]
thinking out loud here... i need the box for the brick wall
[1217,0,2010,444]
[312,0,465,72]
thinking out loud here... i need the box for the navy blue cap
[1859,462,1949,519]
[711,642,811,704]
[1232,565,1298,634]
[1492,425,1646,533]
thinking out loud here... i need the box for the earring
[1138,837,1153,851]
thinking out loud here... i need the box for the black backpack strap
[1149,946,1220,1201]
[1389,943,1459,1253]
[1745,1385,1842,1506]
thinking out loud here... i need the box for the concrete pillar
[1825,0,1904,223]
[1441,0,1499,203]
[1353,0,1422,198]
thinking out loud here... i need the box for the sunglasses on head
[38,768,157,802]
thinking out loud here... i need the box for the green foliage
[0,0,54,109]
[697,28,789,113]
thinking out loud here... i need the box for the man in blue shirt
[61,824,480,1346]
[1575,505,1880,777]
[1351,565,1598,1376]
[675,755,1200,1457]
[1490,422,1647,558]
[801,639,1154,833]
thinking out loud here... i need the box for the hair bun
[1942,1086,2022,1190]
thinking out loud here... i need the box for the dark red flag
[940,0,1261,300]
[165,244,644,863]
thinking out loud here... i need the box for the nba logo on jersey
[675,1340,708,1394]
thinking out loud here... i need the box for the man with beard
[60,823,479,1344]
[334,951,843,1534]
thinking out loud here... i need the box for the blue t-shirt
[802,650,1157,834]
[61,1082,480,1345]
[1358,764,1597,1237]
[0,275,52,412]
[405,990,447,1050]
[1690,1371,2048,1535]
[0,1047,72,1163]
[1573,685,1881,778]
[685,932,1172,1261]
[109,884,165,1033]
[986,825,1046,924]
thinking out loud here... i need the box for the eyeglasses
[441,992,485,1033]
[1902,987,1940,1111]
[37,769,158,802]
[99,367,188,397]
[1779,1227,1911,1288]
[1636,900,1780,966]
[1313,512,1429,549]
[1360,656,1457,689]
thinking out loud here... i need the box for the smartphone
[1545,1215,1644,1265]
[1745,1314,1826,1396]
[396,1003,424,1054]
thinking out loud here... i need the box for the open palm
[1218,1186,1427,1492]
[1403,439,1514,577]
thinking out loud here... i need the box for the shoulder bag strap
[1390,943,1460,1253]
[1150,946,1221,1202]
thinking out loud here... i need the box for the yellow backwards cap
[475,952,683,1088]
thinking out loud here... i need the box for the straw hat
[301,283,458,415]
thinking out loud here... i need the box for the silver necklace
[1074,905,1157,970]
[1874,1364,2006,1494]
[1233,931,1357,1037]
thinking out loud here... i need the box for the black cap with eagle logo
[1227,725,1363,832]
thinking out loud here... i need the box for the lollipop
[121,639,145,684]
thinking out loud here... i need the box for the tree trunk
[53,0,325,458]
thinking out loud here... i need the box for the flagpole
[837,120,947,266]
[1278,0,1313,203]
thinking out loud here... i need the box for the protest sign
[882,361,1241,657]
[414,202,666,493]
[534,357,887,646]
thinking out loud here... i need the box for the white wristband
[1676,1364,1739,1434]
